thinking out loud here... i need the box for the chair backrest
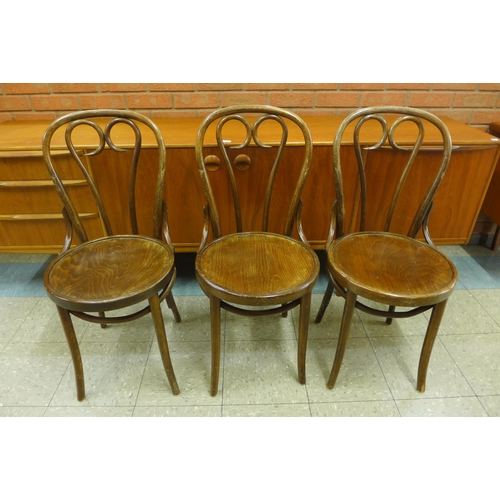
[195,105,313,240]
[332,106,453,242]
[42,109,167,245]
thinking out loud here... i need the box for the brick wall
[1,83,500,130]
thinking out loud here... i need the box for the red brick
[428,109,472,123]
[292,83,339,90]
[127,93,173,109]
[295,109,337,117]
[245,83,291,90]
[0,113,10,123]
[386,83,432,90]
[12,112,58,121]
[316,92,362,107]
[174,93,219,109]
[471,110,500,125]
[3,83,51,94]
[198,83,244,91]
[149,83,195,91]
[408,92,453,107]
[433,83,478,90]
[0,95,31,111]
[362,92,408,106]
[269,92,314,108]
[32,95,79,111]
[151,110,199,118]
[479,83,500,91]
[454,92,497,108]
[221,92,267,106]
[99,83,147,92]
[50,83,98,93]
[340,83,386,90]
[79,94,126,109]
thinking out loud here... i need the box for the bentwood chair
[42,110,181,401]
[194,105,319,396]
[315,106,458,392]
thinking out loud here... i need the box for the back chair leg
[56,306,85,401]
[166,292,182,323]
[149,293,180,395]
[417,299,448,392]
[210,296,222,397]
[315,278,334,324]
[99,311,108,329]
[297,292,312,385]
[386,305,396,325]
[327,289,357,390]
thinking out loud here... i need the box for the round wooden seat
[328,232,458,307]
[196,232,319,306]
[45,235,175,312]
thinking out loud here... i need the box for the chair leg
[149,294,180,395]
[315,278,334,324]
[166,292,182,323]
[210,296,222,397]
[386,305,396,325]
[327,289,357,389]
[56,306,85,401]
[297,292,312,385]
[99,311,107,329]
[417,299,448,393]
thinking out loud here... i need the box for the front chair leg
[56,306,85,401]
[297,292,312,385]
[209,296,222,397]
[327,289,357,389]
[417,299,448,393]
[386,305,396,325]
[149,293,180,395]
[315,278,334,324]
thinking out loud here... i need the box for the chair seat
[44,235,175,312]
[328,232,458,307]
[196,232,319,306]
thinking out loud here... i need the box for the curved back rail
[333,106,453,242]
[195,105,313,240]
[42,109,167,245]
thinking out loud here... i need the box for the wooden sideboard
[480,122,500,250]
[0,115,499,253]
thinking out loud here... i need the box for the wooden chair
[194,105,319,396]
[42,110,181,401]
[314,106,458,392]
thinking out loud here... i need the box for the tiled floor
[1,243,499,417]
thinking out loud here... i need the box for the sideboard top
[0,115,499,153]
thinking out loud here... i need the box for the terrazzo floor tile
[133,405,222,417]
[477,396,500,417]
[304,338,393,403]
[49,341,152,407]
[136,341,221,406]
[0,297,40,343]
[0,262,48,296]
[11,297,88,343]
[440,333,500,396]
[222,403,311,417]
[424,289,500,335]
[0,342,71,406]
[293,294,367,340]
[469,289,500,327]
[438,245,472,257]
[396,397,488,417]
[0,406,47,417]
[370,336,474,399]
[310,400,400,417]
[450,257,500,290]
[222,340,309,405]
[44,406,134,417]
[225,310,296,341]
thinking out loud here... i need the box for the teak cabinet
[0,116,499,253]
